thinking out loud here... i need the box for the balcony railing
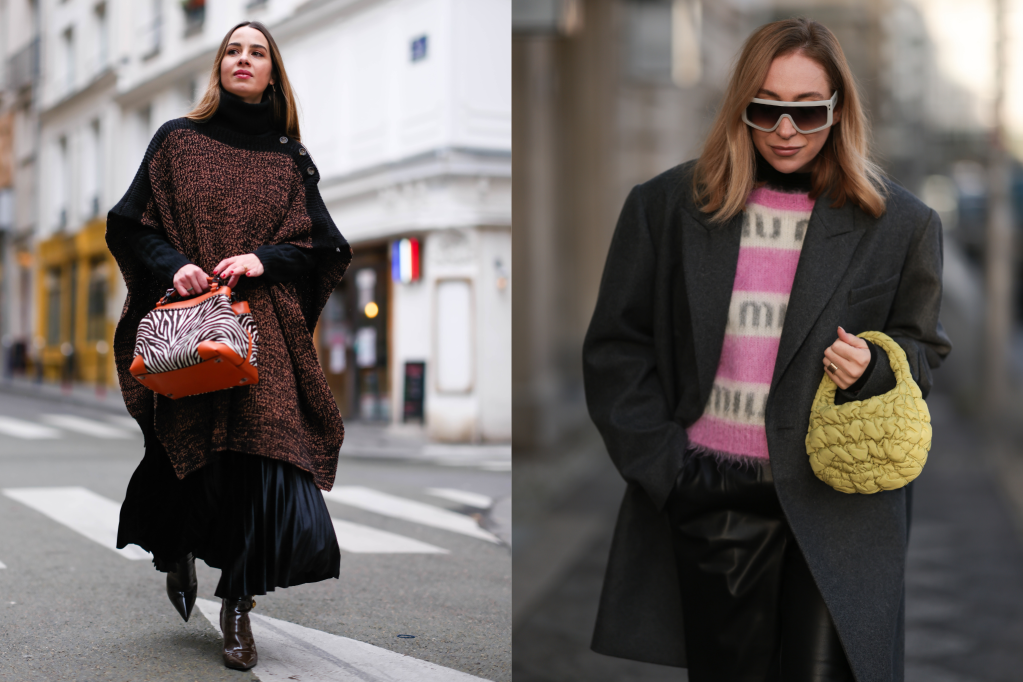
[6,37,40,91]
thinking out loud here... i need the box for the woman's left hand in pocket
[822,326,871,390]
[212,253,264,288]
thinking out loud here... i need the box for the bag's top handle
[156,275,233,307]
[809,330,922,417]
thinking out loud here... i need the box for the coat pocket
[848,274,900,306]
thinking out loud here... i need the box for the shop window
[86,259,108,341]
[324,289,349,374]
[354,265,389,420]
[46,268,62,346]
[68,260,78,350]
[321,248,390,422]
[436,279,473,393]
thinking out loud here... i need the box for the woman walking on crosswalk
[106,21,352,671]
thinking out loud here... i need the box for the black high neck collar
[211,85,276,136]
[755,147,813,193]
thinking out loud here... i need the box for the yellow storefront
[35,218,118,386]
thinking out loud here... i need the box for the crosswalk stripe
[195,598,493,682]
[0,416,60,440]
[2,487,151,560]
[0,560,6,569]
[426,488,493,509]
[40,414,133,439]
[323,487,499,544]
[331,518,448,554]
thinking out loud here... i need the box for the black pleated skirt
[116,426,341,598]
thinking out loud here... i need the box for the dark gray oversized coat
[582,160,952,682]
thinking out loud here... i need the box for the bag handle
[156,275,232,307]
[810,331,922,416]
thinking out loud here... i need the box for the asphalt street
[513,391,1023,682]
[0,388,510,682]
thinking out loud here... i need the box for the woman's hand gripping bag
[129,277,259,399]
[806,331,931,494]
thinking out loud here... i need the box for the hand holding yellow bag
[806,331,931,494]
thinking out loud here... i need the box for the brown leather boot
[220,596,258,670]
[165,553,197,622]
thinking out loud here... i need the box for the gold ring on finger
[828,362,838,374]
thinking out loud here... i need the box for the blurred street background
[513,0,1023,680]
[0,0,511,680]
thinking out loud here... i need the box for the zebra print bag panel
[129,279,259,399]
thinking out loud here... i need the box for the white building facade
[5,0,511,442]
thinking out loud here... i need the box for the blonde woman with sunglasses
[583,17,950,682]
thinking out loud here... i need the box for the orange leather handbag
[130,276,259,399]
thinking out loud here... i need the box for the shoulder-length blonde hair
[694,17,886,221]
[185,21,302,142]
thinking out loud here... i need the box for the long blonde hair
[694,17,886,221]
[185,21,302,141]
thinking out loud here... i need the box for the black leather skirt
[665,450,853,682]
[116,427,341,598]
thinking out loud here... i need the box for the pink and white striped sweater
[686,185,814,461]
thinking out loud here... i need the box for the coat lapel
[771,197,864,389]
[680,206,743,404]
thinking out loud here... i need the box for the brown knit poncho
[106,99,352,491]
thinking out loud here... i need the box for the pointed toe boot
[165,553,197,622]
[221,596,258,670]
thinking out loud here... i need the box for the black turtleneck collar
[211,84,276,136]
[755,147,813,193]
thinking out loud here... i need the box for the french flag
[391,238,420,283]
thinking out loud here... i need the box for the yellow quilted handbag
[805,331,931,494]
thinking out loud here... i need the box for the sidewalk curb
[0,379,513,468]
[0,379,130,415]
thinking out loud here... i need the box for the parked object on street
[130,276,259,399]
[806,331,932,493]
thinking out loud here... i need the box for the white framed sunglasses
[742,91,838,134]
